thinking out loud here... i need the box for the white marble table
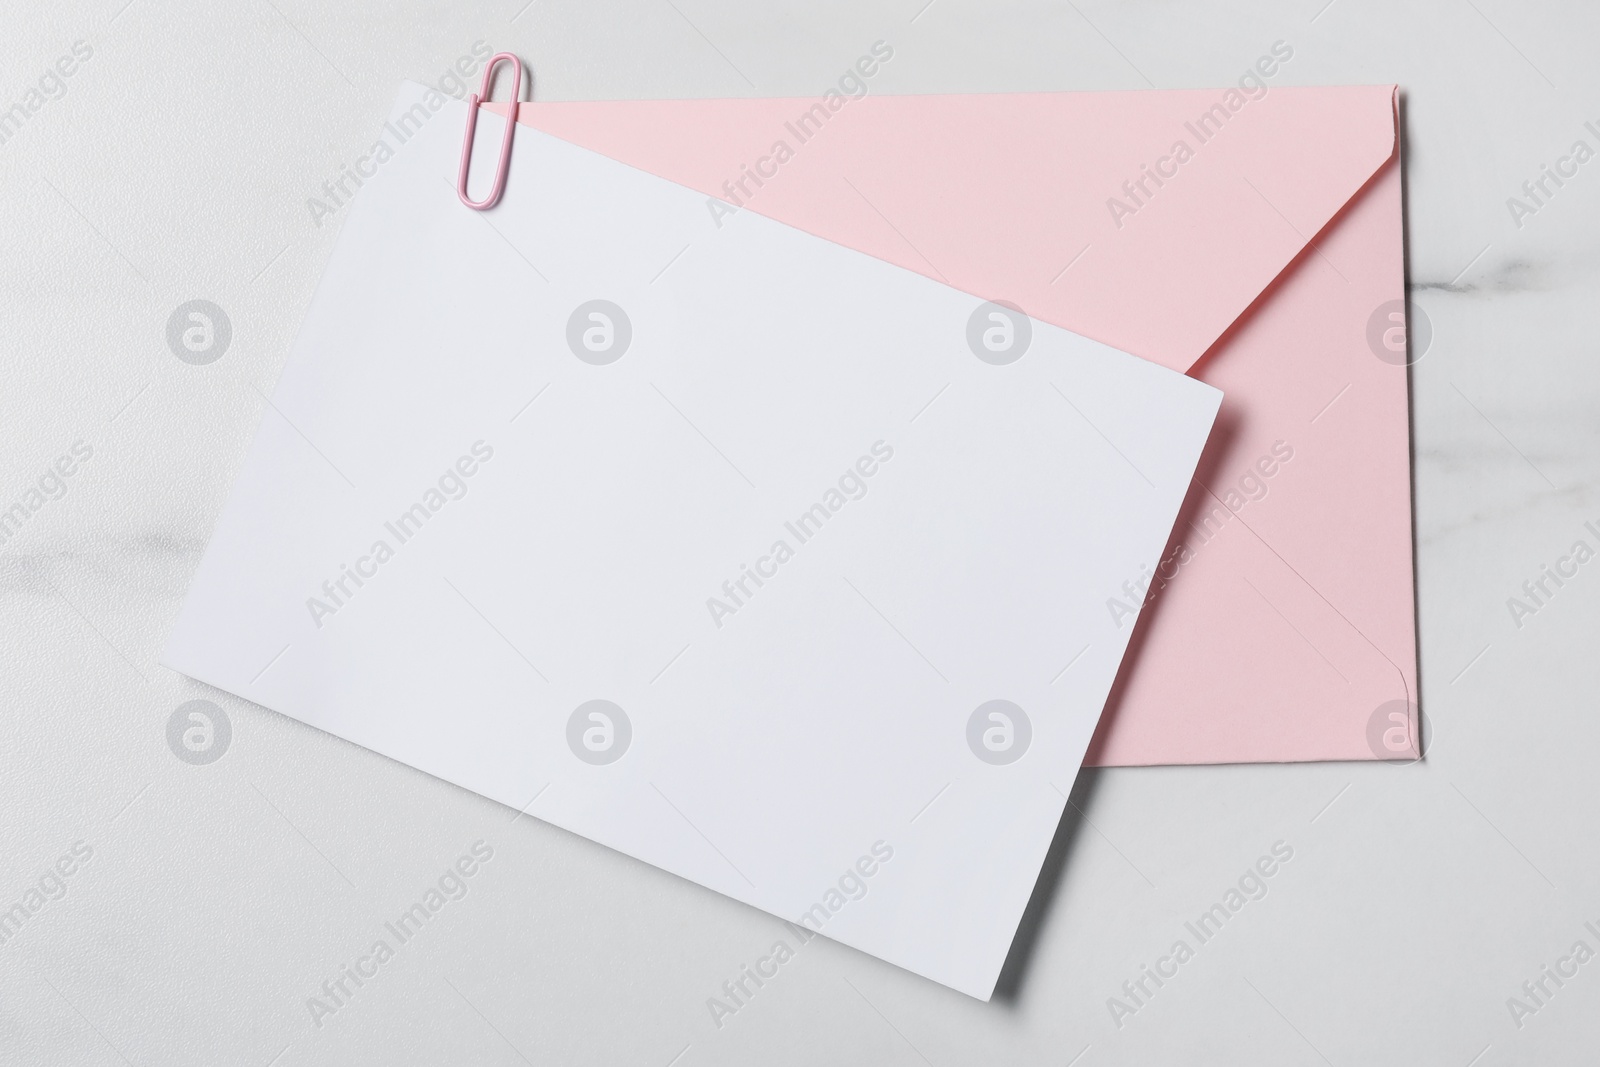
[2,1,1597,1064]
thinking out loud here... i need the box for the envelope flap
[500,84,1398,372]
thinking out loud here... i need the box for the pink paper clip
[457,52,522,210]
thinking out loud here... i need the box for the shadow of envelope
[501,84,1418,764]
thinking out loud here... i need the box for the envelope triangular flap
[501,84,1398,371]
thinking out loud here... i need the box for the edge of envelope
[487,84,1402,377]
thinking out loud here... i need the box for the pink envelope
[490,83,1417,765]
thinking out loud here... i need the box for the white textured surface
[1,1,1597,1064]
